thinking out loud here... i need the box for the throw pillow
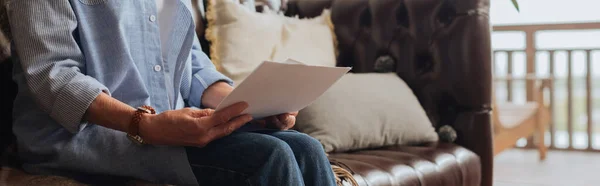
[295,73,439,153]
[206,0,337,85]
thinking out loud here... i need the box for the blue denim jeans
[185,130,336,186]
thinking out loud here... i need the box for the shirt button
[154,65,162,72]
[149,15,156,22]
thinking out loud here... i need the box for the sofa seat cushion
[329,143,481,186]
[0,166,171,186]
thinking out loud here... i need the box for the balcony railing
[492,22,600,151]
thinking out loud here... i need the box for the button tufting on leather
[395,1,410,28]
[374,56,395,73]
[415,52,435,75]
[359,8,372,28]
[328,143,482,186]
[436,0,457,27]
[438,125,457,142]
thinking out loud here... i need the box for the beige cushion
[294,73,439,153]
[205,0,336,85]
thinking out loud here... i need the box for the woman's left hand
[252,112,299,130]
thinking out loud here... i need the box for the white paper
[215,59,351,119]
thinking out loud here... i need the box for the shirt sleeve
[186,34,233,108]
[8,0,109,133]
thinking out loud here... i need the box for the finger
[277,113,289,122]
[209,114,252,140]
[283,115,296,130]
[191,109,214,118]
[276,114,294,130]
[289,111,299,117]
[212,102,249,125]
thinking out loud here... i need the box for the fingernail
[245,115,253,121]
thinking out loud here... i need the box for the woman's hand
[138,102,252,146]
[251,112,298,130]
[199,81,298,130]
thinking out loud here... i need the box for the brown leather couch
[283,0,493,185]
[1,0,493,185]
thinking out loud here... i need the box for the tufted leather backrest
[285,0,493,185]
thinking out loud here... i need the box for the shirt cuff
[49,75,109,133]
[188,68,233,108]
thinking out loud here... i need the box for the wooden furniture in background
[493,22,600,151]
[493,74,552,160]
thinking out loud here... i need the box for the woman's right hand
[138,102,252,146]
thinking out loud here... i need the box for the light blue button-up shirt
[9,0,231,184]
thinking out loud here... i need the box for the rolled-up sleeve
[186,35,232,108]
[8,0,109,133]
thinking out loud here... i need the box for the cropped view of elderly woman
[5,0,336,185]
